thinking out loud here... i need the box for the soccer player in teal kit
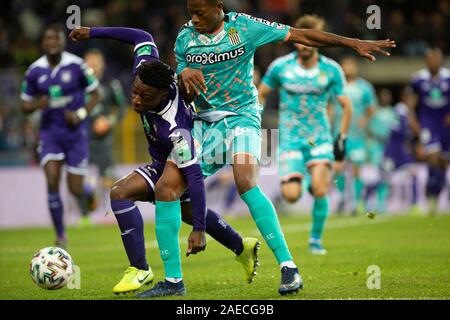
[175,0,394,294]
[259,15,352,255]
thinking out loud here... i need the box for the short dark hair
[137,60,175,90]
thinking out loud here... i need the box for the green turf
[1,214,449,300]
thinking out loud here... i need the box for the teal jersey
[175,12,290,122]
[262,52,346,141]
[368,106,397,142]
[332,77,377,139]
[366,107,396,165]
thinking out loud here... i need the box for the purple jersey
[410,68,450,154]
[21,51,99,136]
[90,27,206,231]
[141,84,197,167]
[21,52,98,173]
[383,103,415,171]
[410,68,450,120]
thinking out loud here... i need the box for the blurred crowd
[0,0,449,161]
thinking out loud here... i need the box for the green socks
[335,174,346,193]
[241,186,293,264]
[376,181,389,213]
[354,178,364,203]
[155,200,182,279]
[311,196,329,240]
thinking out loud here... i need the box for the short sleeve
[261,60,281,89]
[237,13,290,48]
[20,68,38,102]
[174,32,189,75]
[362,82,377,108]
[409,76,420,95]
[79,62,99,93]
[329,64,346,97]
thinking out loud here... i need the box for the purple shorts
[420,118,450,156]
[38,130,89,175]
[135,161,190,204]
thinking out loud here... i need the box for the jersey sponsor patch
[186,46,245,65]
[171,134,193,163]
[136,45,152,57]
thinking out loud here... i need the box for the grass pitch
[1,213,449,300]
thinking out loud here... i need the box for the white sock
[280,261,297,270]
[309,238,322,244]
[166,277,183,283]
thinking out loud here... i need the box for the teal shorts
[279,134,334,182]
[193,114,261,177]
[365,139,384,166]
[346,138,367,165]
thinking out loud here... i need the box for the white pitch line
[144,216,392,249]
[0,216,393,255]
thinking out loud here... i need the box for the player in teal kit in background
[176,0,394,294]
[331,57,378,215]
[259,15,352,255]
[365,88,397,213]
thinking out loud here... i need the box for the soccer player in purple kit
[21,25,100,249]
[409,48,450,214]
[69,26,260,298]
[381,88,421,213]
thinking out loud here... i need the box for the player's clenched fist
[69,27,91,41]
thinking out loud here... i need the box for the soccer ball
[29,247,74,290]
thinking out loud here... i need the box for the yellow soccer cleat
[113,266,154,294]
[235,237,261,284]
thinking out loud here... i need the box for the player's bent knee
[110,183,130,201]
[311,186,329,198]
[155,182,179,202]
[281,184,302,203]
[234,176,257,195]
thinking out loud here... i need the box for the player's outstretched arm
[70,26,159,75]
[287,28,396,61]
[69,26,155,47]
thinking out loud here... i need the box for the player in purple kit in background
[69,26,260,298]
[20,25,100,248]
[381,88,421,213]
[409,49,450,214]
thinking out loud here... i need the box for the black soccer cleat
[278,266,303,295]
[136,280,187,298]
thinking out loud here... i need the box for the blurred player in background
[82,49,127,224]
[176,0,394,294]
[70,26,260,298]
[365,88,397,213]
[331,57,378,215]
[20,25,100,248]
[380,88,421,214]
[409,48,450,214]
[258,15,352,255]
